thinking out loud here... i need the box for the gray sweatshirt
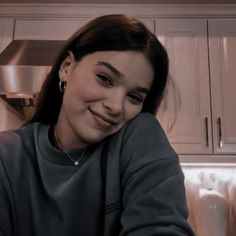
[0,113,194,236]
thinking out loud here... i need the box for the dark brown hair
[29,14,169,124]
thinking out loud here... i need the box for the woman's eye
[96,74,113,87]
[128,94,144,105]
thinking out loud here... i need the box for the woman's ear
[59,51,75,81]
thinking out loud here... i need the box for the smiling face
[56,50,154,150]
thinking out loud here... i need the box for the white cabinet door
[156,19,212,154]
[209,19,236,154]
[0,18,14,53]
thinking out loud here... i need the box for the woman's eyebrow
[96,61,123,78]
[135,86,149,94]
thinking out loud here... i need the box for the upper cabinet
[156,19,212,154]
[208,19,236,154]
[156,18,236,155]
[0,18,14,53]
[14,18,154,40]
[14,19,90,40]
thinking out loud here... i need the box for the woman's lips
[89,109,117,128]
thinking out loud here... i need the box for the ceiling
[0,0,236,3]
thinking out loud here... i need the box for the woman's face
[57,50,154,149]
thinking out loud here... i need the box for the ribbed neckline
[37,123,87,166]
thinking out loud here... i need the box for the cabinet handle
[204,117,209,147]
[217,117,223,148]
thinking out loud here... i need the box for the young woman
[0,15,194,236]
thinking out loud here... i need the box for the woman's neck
[53,122,88,151]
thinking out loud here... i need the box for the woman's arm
[119,113,195,236]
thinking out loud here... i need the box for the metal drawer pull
[204,117,209,147]
[217,117,223,148]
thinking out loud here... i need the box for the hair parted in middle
[30,14,169,124]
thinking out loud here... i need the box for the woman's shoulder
[120,112,170,148]
[0,123,35,145]
[0,122,43,161]
[108,112,177,166]
[124,112,163,133]
[106,113,182,194]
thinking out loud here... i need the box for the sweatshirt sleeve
[119,113,195,236]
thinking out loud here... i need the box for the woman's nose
[103,89,124,115]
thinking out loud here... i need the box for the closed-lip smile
[89,108,118,127]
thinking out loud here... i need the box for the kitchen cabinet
[156,19,212,154]
[2,11,236,156]
[14,18,154,40]
[209,19,236,154]
[14,19,90,40]
[0,18,14,53]
[156,18,236,155]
